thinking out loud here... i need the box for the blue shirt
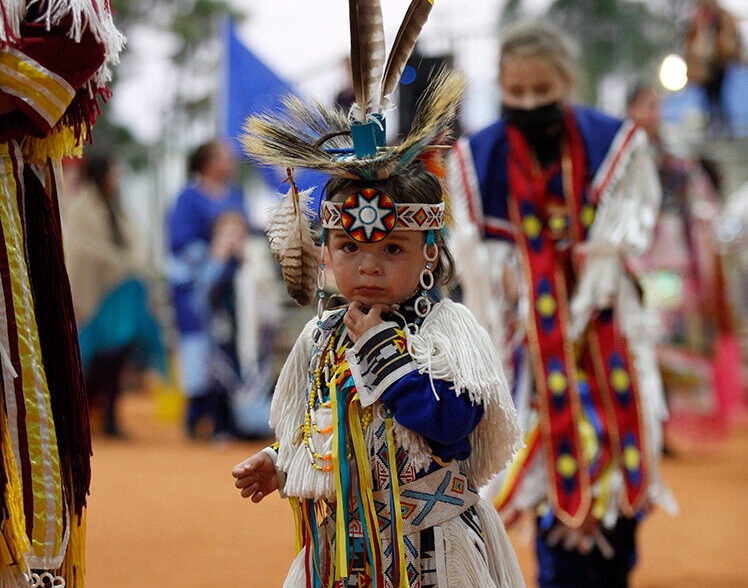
[167,183,247,334]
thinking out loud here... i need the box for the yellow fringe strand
[289,497,304,555]
[329,363,349,581]
[0,388,31,576]
[57,501,86,588]
[384,417,409,588]
[20,123,87,166]
[347,394,383,580]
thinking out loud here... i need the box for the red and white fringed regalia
[0,2,124,586]
[447,106,678,544]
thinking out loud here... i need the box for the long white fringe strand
[473,498,526,587]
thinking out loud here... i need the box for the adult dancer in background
[65,154,165,438]
[627,83,744,437]
[168,140,248,439]
[448,20,675,588]
[684,0,741,131]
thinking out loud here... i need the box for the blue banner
[222,20,327,209]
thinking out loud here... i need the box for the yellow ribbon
[384,416,410,588]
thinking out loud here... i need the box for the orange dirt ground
[86,393,748,587]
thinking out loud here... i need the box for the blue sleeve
[347,323,483,462]
[169,189,204,253]
[379,373,483,460]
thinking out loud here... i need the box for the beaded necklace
[303,324,373,470]
[303,327,337,471]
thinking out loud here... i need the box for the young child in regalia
[447,20,677,588]
[231,2,525,586]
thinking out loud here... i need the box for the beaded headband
[320,188,445,243]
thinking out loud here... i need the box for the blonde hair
[499,20,578,85]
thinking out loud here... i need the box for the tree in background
[92,0,244,167]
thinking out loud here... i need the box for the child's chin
[351,295,392,307]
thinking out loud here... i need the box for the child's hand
[232,451,278,503]
[344,301,389,343]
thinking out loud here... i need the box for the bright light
[660,54,688,91]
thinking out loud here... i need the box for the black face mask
[502,101,565,163]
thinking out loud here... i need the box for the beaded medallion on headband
[321,189,445,243]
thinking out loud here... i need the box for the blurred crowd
[60,0,747,446]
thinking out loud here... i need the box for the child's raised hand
[232,451,278,503]
[344,301,390,343]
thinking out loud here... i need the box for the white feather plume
[266,176,318,306]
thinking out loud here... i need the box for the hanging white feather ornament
[266,168,318,305]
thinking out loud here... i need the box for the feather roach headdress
[242,0,464,305]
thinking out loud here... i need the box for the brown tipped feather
[349,0,386,120]
[266,181,318,305]
[388,68,465,174]
[379,0,433,105]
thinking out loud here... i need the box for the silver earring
[415,232,439,319]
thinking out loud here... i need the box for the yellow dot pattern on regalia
[556,453,577,479]
[547,371,567,396]
[578,418,598,466]
[523,215,542,239]
[581,205,595,228]
[548,214,567,233]
[610,368,630,392]
[623,445,641,472]
[536,293,557,318]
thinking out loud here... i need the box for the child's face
[326,229,428,308]
[500,54,571,110]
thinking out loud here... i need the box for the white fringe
[615,277,678,516]
[0,564,28,588]
[492,448,547,519]
[407,299,522,488]
[443,517,496,588]
[442,501,525,588]
[571,126,661,339]
[235,237,282,377]
[25,0,126,89]
[587,125,661,257]
[0,0,24,44]
[474,499,526,588]
[446,143,516,378]
[391,419,433,473]
[270,318,335,501]
[282,551,306,588]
